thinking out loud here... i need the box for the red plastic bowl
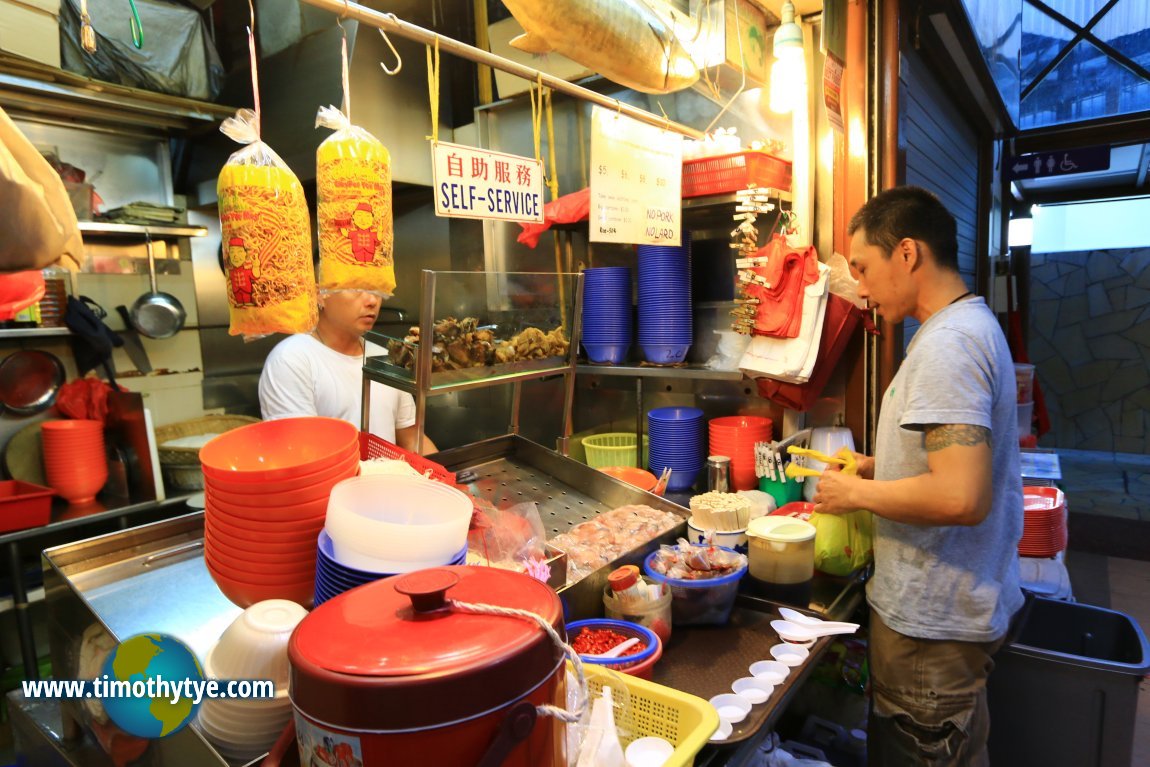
[207,468,349,508]
[205,505,325,534]
[207,567,314,609]
[598,466,658,492]
[206,538,317,572]
[205,517,321,552]
[199,417,359,482]
[205,490,330,522]
[205,550,314,585]
[204,450,359,495]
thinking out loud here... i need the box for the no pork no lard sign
[432,141,545,223]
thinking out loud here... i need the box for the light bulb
[769,2,804,114]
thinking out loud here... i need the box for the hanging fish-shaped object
[501,0,700,94]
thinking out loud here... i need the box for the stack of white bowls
[323,474,474,574]
[196,599,307,762]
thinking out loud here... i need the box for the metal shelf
[78,222,208,238]
[576,363,743,381]
[364,357,575,395]
[0,327,71,339]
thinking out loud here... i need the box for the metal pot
[129,238,186,339]
[288,567,568,767]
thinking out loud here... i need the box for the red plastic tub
[0,480,54,533]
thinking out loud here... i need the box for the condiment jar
[745,516,817,606]
[288,567,567,767]
[608,565,648,610]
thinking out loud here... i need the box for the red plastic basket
[0,480,54,533]
[358,433,456,486]
[682,150,792,198]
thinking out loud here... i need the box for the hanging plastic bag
[786,446,873,576]
[0,106,85,272]
[217,109,317,338]
[315,105,396,295]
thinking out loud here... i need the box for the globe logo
[100,633,205,738]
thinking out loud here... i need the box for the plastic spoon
[589,637,640,659]
[778,607,860,632]
[771,619,860,641]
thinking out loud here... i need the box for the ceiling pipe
[296,0,706,139]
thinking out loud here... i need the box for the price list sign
[589,106,683,245]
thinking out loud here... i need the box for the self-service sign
[432,141,545,223]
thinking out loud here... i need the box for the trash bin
[987,597,1150,767]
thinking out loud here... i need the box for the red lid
[608,565,640,592]
[289,566,565,730]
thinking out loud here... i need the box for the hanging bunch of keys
[730,187,775,335]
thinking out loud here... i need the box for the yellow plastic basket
[583,664,718,766]
[582,433,650,469]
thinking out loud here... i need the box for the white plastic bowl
[207,599,308,687]
[324,475,473,569]
[708,693,751,724]
[748,659,790,683]
[709,719,733,742]
[731,676,774,704]
[624,736,675,767]
[771,642,810,666]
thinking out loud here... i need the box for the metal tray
[433,434,690,620]
[43,512,247,766]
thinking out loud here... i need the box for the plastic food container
[642,547,747,626]
[603,584,673,644]
[567,618,662,680]
[289,567,567,767]
[745,516,816,605]
[0,480,54,533]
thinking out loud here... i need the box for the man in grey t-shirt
[814,187,1023,767]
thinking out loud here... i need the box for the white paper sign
[589,106,683,245]
[432,141,545,223]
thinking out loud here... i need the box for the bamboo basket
[154,415,261,490]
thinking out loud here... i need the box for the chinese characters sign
[589,106,683,245]
[432,141,544,223]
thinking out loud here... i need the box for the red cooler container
[288,567,567,767]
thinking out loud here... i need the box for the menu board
[589,106,683,245]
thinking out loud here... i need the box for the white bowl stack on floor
[196,599,307,762]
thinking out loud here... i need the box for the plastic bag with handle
[786,446,874,576]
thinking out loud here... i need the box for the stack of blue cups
[637,232,692,364]
[647,406,707,492]
[314,530,467,606]
[581,267,633,364]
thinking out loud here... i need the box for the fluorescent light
[769,1,804,114]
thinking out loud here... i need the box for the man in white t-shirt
[258,289,437,454]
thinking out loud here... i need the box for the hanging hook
[656,101,671,133]
[379,14,403,75]
[614,99,622,119]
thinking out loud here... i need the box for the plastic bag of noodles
[217,108,317,339]
[315,105,396,296]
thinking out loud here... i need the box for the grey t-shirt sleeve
[899,327,994,432]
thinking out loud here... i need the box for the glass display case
[363,270,583,453]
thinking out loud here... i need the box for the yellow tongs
[784,446,857,479]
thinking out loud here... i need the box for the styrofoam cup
[748,659,790,683]
[731,676,774,704]
[708,693,751,724]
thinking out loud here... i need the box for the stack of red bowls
[1019,486,1068,558]
[200,417,360,608]
[42,420,108,505]
[708,416,773,491]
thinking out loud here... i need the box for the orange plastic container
[682,150,792,198]
[0,480,54,533]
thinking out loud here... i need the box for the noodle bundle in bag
[315,106,395,295]
[217,109,317,338]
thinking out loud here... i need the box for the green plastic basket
[582,433,650,469]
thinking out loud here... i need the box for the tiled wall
[1030,247,1150,453]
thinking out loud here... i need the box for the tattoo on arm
[924,424,991,451]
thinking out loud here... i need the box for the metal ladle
[129,236,186,339]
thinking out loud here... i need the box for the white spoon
[771,619,859,641]
[589,637,640,659]
[778,607,859,632]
